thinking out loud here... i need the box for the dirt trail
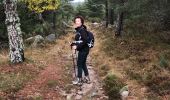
[9,23,155,100]
[12,28,106,100]
[62,57,107,100]
[2,22,169,100]
[16,45,67,99]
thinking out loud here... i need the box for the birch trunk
[4,0,24,63]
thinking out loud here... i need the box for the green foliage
[96,24,170,96]
[75,0,104,21]
[103,73,124,99]
[98,64,110,76]
[76,4,88,18]
[159,55,169,69]
[46,80,59,88]
[126,68,142,81]
[58,2,75,22]
[85,0,104,18]
[0,0,3,3]
[31,95,43,100]
[0,0,75,42]
[20,0,60,13]
[33,22,52,36]
[17,2,41,37]
[123,0,170,32]
[0,72,32,93]
[76,0,170,33]
[88,17,101,22]
[0,1,7,41]
[141,65,170,94]
[1,0,74,40]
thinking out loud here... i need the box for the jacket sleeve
[76,29,88,50]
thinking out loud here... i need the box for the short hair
[74,16,85,25]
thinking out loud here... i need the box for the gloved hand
[70,42,76,46]
[72,45,77,50]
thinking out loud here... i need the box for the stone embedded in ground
[88,66,93,69]
[66,94,73,100]
[141,87,148,93]
[99,87,103,90]
[127,96,138,100]
[59,90,67,96]
[62,54,105,100]
[70,89,76,94]
[99,96,109,100]
[91,91,98,97]
[26,92,42,99]
[97,90,104,96]
[120,41,126,45]
[25,37,34,44]
[45,34,56,42]
[81,83,93,94]
[92,22,100,28]
[77,91,83,95]
[25,35,45,47]
[120,85,129,100]
[121,91,129,100]
[54,86,60,91]
[75,95,82,100]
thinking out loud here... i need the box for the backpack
[76,27,94,48]
[86,31,94,48]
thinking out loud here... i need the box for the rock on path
[60,54,108,100]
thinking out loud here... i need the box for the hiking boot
[72,78,83,86]
[83,76,91,84]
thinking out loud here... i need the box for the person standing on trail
[71,16,90,85]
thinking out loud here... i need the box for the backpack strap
[76,26,88,40]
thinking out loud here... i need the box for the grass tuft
[0,72,32,93]
[103,73,124,99]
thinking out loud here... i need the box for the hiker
[71,16,91,85]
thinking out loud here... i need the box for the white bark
[4,0,24,63]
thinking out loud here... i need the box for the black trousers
[77,49,89,78]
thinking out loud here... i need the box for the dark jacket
[75,25,89,51]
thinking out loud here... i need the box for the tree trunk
[110,8,114,25]
[108,4,112,25]
[4,0,25,63]
[115,12,123,36]
[115,0,124,36]
[105,0,109,27]
[52,10,56,30]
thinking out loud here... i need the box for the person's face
[74,18,82,28]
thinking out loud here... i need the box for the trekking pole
[71,46,77,78]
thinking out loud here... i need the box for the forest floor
[0,34,73,99]
[90,24,170,100]
[0,27,106,99]
[0,23,170,100]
